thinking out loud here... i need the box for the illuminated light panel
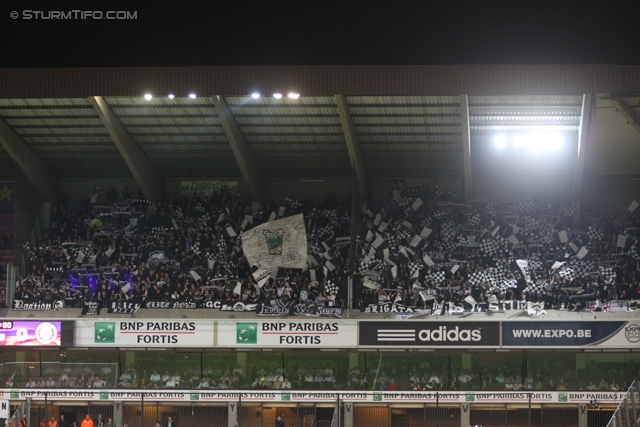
[168,94,175,99]
[287,93,300,99]
[273,93,283,99]
[494,134,508,148]
[188,94,197,99]
[143,94,152,101]
[251,93,260,99]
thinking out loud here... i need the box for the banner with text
[180,180,238,197]
[502,321,636,348]
[75,320,214,347]
[218,320,357,348]
[359,321,501,347]
[1,389,629,404]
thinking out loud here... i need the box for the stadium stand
[1,65,640,427]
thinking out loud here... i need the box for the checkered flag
[191,241,202,255]
[425,271,445,285]
[408,262,423,276]
[599,266,616,283]
[441,221,456,236]
[562,206,578,218]
[558,268,576,281]
[396,197,411,207]
[359,258,380,273]
[438,240,456,254]
[630,244,639,261]
[525,282,546,294]
[518,201,535,214]
[314,226,335,241]
[527,259,543,272]
[479,240,499,255]
[285,197,303,210]
[484,203,497,218]
[468,213,480,228]
[587,226,603,241]
[569,260,594,279]
[216,238,227,255]
[468,271,486,285]
[324,280,339,296]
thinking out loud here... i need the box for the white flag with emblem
[242,213,308,269]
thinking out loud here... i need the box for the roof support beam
[335,94,369,202]
[460,94,473,202]
[90,96,164,201]
[211,96,264,201]
[609,96,640,135]
[572,94,593,203]
[0,117,59,202]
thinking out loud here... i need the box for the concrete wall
[60,177,141,205]
[54,173,639,215]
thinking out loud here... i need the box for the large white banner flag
[242,213,308,269]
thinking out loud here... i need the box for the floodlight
[188,94,197,99]
[144,94,152,101]
[273,93,283,99]
[494,134,508,148]
[168,94,175,99]
[251,93,260,99]
[548,133,563,150]
[526,132,544,151]
[287,93,300,99]
[513,135,524,147]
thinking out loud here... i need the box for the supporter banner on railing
[359,321,501,347]
[75,320,214,347]
[12,299,64,311]
[218,320,357,348]
[180,180,238,197]
[106,300,141,314]
[0,389,628,404]
[256,303,342,318]
[502,321,636,348]
[81,300,102,316]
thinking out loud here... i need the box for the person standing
[275,416,284,427]
[164,417,176,427]
[104,418,115,427]
[81,415,93,427]
[59,415,69,427]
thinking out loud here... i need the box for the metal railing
[606,381,639,427]
[7,402,30,427]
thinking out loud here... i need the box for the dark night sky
[1,0,639,68]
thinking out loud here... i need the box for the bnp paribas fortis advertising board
[75,320,214,347]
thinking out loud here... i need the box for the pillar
[236,353,247,379]
[227,402,237,427]
[461,353,472,371]
[578,403,588,427]
[460,403,471,427]
[343,403,354,427]
[113,402,123,427]
[349,353,359,371]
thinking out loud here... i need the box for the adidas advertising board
[359,322,500,347]
[218,320,357,348]
[75,320,214,347]
[502,321,638,348]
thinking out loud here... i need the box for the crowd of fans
[16,186,351,311]
[10,182,640,314]
[354,185,640,312]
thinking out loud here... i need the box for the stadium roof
[0,65,638,201]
